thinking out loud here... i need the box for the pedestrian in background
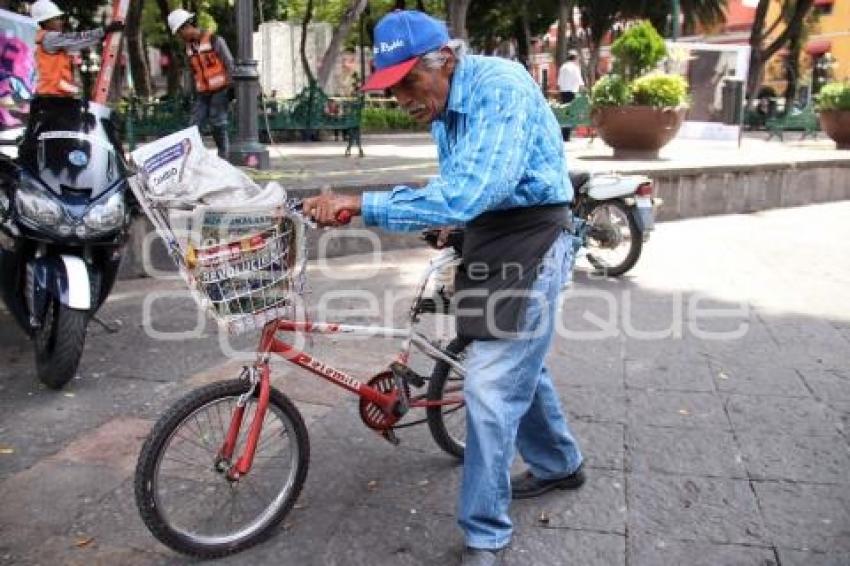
[31,0,124,98]
[167,9,234,159]
[557,51,584,141]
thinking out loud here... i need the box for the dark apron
[453,203,572,341]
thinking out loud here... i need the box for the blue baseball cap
[363,10,450,91]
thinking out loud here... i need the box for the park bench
[550,94,595,141]
[262,83,364,157]
[765,104,820,141]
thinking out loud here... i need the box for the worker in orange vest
[30,0,124,97]
[168,9,235,159]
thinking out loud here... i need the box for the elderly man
[304,10,584,566]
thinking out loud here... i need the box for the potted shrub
[590,21,690,159]
[817,81,850,149]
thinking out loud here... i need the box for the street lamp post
[229,0,270,169]
[670,0,680,41]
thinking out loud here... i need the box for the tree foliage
[610,20,667,81]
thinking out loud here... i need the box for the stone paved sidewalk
[1,202,849,565]
[252,132,850,192]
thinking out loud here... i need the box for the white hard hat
[30,0,64,23]
[167,9,195,35]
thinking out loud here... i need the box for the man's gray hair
[420,39,468,69]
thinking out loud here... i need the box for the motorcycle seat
[569,170,591,190]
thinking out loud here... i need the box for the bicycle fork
[216,363,271,481]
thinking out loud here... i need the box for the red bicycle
[129,178,467,557]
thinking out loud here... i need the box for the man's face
[177,24,198,43]
[42,17,63,32]
[391,49,455,125]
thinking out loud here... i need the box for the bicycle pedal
[390,361,425,388]
[381,429,400,446]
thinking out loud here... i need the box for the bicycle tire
[426,337,468,459]
[134,379,309,558]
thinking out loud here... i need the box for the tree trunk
[126,0,152,97]
[782,32,802,113]
[416,0,426,11]
[747,0,814,104]
[555,0,571,71]
[447,0,471,40]
[512,6,531,70]
[316,0,368,90]
[300,0,316,86]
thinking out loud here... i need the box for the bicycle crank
[359,371,410,439]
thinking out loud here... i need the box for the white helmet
[31,0,64,23]
[167,9,195,35]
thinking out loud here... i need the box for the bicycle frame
[220,248,465,480]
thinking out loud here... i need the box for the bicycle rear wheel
[134,379,309,558]
[427,337,468,459]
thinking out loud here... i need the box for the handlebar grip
[336,210,353,225]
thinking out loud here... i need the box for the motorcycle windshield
[19,98,125,199]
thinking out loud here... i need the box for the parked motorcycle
[569,169,661,277]
[0,96,131,389]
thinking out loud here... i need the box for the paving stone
[563,385,627,424]
[756,318,850,371]
[707,356,810,397]
[725,394,842,437]
[629,532,777,566]
[506,527,625,566]
[571,420,624,470]
[0,461,128,531]
[625,355,715,392]
[512,469,626,534]
[798,368,850,404]
[737,432,850,483]
[627,426,746,478]
[628,390,729,429]
[776,548,850,566]
[628,474,767,545]
[754,482,850,552]
[549,352,625,389]
[320,504,462,566]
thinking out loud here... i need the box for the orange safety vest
[186,32,230,94]
[35,30,79,96]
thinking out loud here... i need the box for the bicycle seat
[422,228,464,253]
[569,170,591,190]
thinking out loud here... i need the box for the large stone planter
[819,110,850,149]
[591,105,687,159]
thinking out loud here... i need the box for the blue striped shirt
[361,54,573,231]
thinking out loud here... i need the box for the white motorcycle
[569,170,662,276]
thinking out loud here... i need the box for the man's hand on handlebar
[301,192,361,227]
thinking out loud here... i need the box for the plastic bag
[130,126,264,205]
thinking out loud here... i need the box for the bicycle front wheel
[134,379,309,558]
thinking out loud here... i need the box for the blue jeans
[458,230,583,550]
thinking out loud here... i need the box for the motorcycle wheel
[34,299,89,390]
[585,200,643,277]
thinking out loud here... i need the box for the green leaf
[816,82,850,111]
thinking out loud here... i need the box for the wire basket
[128,175,307,335]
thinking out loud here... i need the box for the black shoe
[461,547,505,566]
[511,463,586,500]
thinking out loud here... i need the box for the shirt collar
[445,55,473,115]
